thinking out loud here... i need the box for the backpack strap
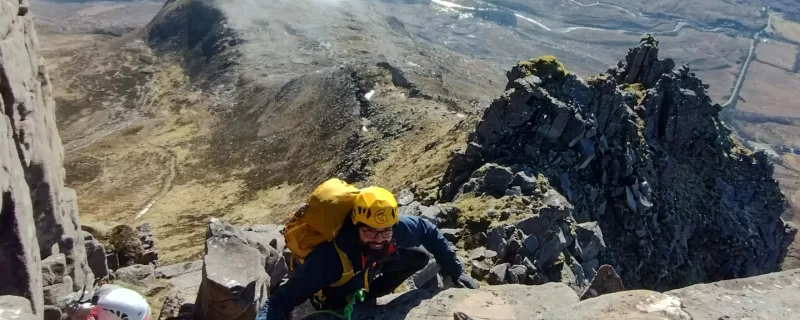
[330,242,354,287]
[314,242,357,302]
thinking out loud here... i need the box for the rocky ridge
[434,35,795,291]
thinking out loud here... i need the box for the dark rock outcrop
[579,264,624,300]
[138,223,159,267]
[110,225,145,268]
[82,231,110,280]
[439,35,792,290]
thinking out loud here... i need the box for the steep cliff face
[0,0,92,317]
[438,36,794,291]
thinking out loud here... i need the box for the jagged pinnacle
[640,33,659,48]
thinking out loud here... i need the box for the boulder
[241,231,289,289]
[536,228,568,270]
[564,256,586,294]
[580,259,600,280]
[84,238,110,279]
[43,276,72,309]
[0,296,38,320]
[510,171,537,194]
[110,225,144,268]
[483,250,498,263]
[106,253,120,271]
[114,264,155,287]
[419,205,443,225]
[480,164,514,196]
[194,219,269,320]
[538,189,573,220]
[507,265,527,284]
[137,223,158,267]
[515,214,551,242]
[487,263,509,285]
[467,247,486,261]
[397,189,415,206]
[399,201,421,217]
[469,261,490,281]
[410,257,440,289]
[158,292,185,320]
[522,234,539,255]
[573,222,606,262]
[579,264,624,301]
[41,253,67,286]
[141,249,159,267]
[486,226,509,259]
[522,257,537,275]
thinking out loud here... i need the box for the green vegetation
[623,83,646,104]
[517,56,569,82]
[110,225,144,267]
[640,33,659,48]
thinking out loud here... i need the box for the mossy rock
[640,33,659,48]
[516,56,569,81]
[508,56,569,83]
[623,83,646,104]
[110,225,145,268]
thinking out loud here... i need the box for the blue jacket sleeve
[258,245,341,320]
[393,215,464,277]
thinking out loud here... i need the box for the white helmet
[92,286,151,320]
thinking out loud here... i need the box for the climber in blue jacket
[257,187,478,320]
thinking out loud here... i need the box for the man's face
[357,225,393,250]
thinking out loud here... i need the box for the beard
[360,240,390,262]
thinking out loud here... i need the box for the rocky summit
[437,35,795,291]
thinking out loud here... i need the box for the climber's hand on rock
[452,273,479,289]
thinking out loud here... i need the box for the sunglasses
[359,226,393,239]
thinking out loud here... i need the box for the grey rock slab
[156,260,204,279]
[666,268,800,320]
[114,264,155,287]
[354,283,578,320]
[0,296,37,320]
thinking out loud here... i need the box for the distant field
[755,40,798,71]
[739,61,800,119]
[737,120,800,150]
[769,14,800,43]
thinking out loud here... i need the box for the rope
[300,289,365,320]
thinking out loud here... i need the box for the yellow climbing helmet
[352,187,398,229]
